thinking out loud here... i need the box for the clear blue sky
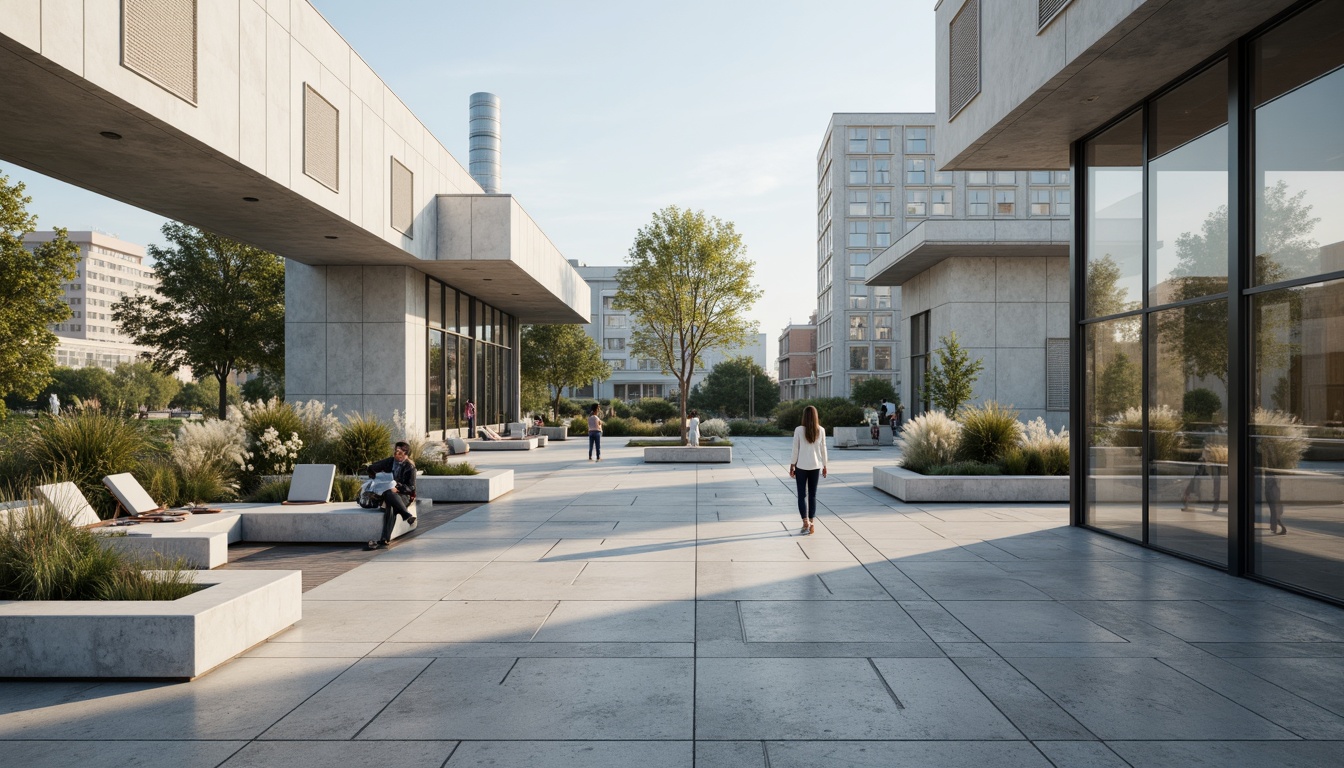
[4,0,936,349]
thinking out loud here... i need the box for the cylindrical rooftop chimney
[469,92,501,193]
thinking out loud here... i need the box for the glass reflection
[1253,1,1344,286]
[1149,61,1229,307]
[428,331,444,432]
[1085,315,1144,540]
[1085,111,1143,318]
[1252,278,1344,600]
[1148,300,1229,565]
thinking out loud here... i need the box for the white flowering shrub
[392,409,427,462]
[249,426,303,475]
[699,418,730,438]
[294,399,340,455]
[1021,417,1069,453]
[897,411,962,473]
[171,417,248,502]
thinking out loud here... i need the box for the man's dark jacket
[365,457,417,496]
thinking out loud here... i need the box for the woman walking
[789,405,828,535]
[687,409,701,447]
[588,404,604,461]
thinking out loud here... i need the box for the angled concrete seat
[33,482,103,527]
[284,464,336,504]
[102,473,168,518]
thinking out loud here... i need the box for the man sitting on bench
[362,441,417,550]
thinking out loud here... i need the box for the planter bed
[539,426,570,441]
[0,569,301,680]
[644,446,732,463]
[874,466,1068,503]
[416,469,514,502]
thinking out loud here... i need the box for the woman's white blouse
[790,425,828,470]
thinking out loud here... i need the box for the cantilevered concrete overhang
[0,2,585,324]
[866,219,1069,286]
[934,0,1299,170]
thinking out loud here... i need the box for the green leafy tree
[108,361,182,413]
[0,173,80,417]
[850,377,898,409]
[114,223,284,419]
[920,332,983,419]
[1087,253,1139,318]
[1159,181,1319,385]
[171,378,239,412]
[690,355,778,419]
[615,206,762,444]
[520,324,611,419]
[1096,352,1141,420]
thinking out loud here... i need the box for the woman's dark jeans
[795,468,820,519]
[589,430,602,459]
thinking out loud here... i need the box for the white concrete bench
[468,436,541,451]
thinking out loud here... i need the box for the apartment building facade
[777,317,818,402]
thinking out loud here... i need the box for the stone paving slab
[5,436,1344,767]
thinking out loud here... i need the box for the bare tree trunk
[679,378,689,446]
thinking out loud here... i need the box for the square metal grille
[1046,337,1069,411]
[1039,0,1071,30]
[949,0,981,117]
[391,157,413,236]
[303,85,339,192]
[121,0,197,103]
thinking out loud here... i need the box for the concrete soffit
[941,0,1299,170]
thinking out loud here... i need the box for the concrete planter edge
[873,465,1068,503]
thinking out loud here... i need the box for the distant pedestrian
[588,404,604,461]
[879,398,891,425]
[789,405,828,535]
[893,404,904,437]
[687,409,701,447]
[464,399,476,438]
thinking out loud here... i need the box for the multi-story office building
[815,114,1071,403]
[932,0,1344,602]
[571,264,769,402]
[777,316,818,402]
[23,230,164,373]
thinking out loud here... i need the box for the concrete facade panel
[1046,302,1069,339]
[968,348,996,403]
[0,0,41,51]
[285,261,327,323]
[437,197,472,260]
[362,266,410,324]
[935,303,996,349]
[265,15,291,186]
[945,258,997,303]
[995,347,1047,411]
[286,323,326,396]
[40,0,83,76]
[325,322,362,395]
[995,303,1047,348]
[470,198,510,261]
[239,1,268,174]
[324,266,363,323]
[995,257,1048,303]
[1046,256,1069,303]
[362,323,406,396]
[290,0,350,85]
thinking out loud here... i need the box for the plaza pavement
[3,436,1344,767]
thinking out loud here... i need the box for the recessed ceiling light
[511,293,520,296]
[1080,95,1099,104]
[324,235,338,240]
[100,131,122,140]
[483,278,493,281]
[242,196,259,202]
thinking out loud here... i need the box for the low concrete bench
[644,446,732,463]
[418,469,514,502]
[539,426,569,441]
[233,502,417,543]
[109,513,243,569]
[468,436,541,451]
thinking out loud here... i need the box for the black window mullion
[1227,40,1252,576]
[1140,101,1152,545]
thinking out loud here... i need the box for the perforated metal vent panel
[949,0,981,117]
[391,157,413,236]
[121,0,197,103]
[1039,0,1070,29]
[304,85,339,191]
[1046,337,1069,411]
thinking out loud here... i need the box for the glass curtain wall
[1077,0,1344,600]
[426,278,515,434]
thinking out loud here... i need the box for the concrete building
[570,264,768,402]
[22,230,169,374]
[932,0,1344,602]
[777,316,818,402]
[817,113,1070,420]
[0,3,586,439]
